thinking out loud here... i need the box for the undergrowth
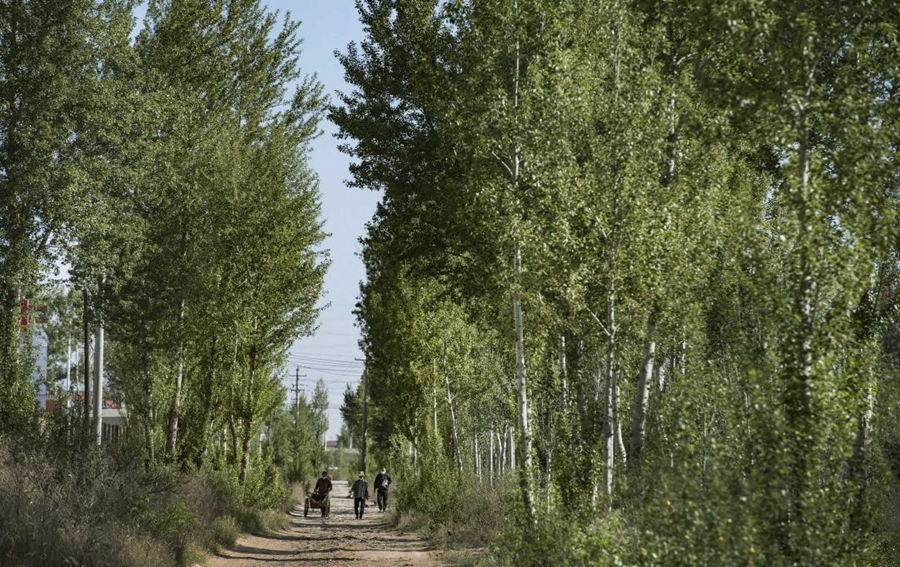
[0,435,290,567]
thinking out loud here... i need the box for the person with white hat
[349,471,370,519]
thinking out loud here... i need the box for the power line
[290,361,363,371]
[296,369,361,377]
[285,355,363,364]
[291,354,364,364]
[291,353,363,360]
[284,366,363,379]
[287,358,363,369]
[298,331,361,337]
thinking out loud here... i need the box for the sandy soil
[204,480,446,567]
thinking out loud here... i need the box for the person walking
[350,472,369,519]
[374,466,392,512]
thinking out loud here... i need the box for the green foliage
[0,1,329,564]
[337,0,900,563]
[266,405,323,484]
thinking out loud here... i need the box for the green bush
[209,515,240,549]
[388,443,508,549]
[482,510,631,567]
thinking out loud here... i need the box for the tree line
[0,0,328,486]
[336,0,900,564]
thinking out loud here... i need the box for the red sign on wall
[20,300,49,331]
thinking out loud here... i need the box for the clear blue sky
[268,1,377,440]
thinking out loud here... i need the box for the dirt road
[205,480,445,567]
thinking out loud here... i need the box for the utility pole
[356,361,369,473]
[290,367,306,424]
[93,323,104,445]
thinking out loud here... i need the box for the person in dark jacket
[349,472,369,519]
[313,470,332,497]
[373,466,392,512]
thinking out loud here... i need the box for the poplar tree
[0,0,137,435]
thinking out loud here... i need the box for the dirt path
[204,480,446,567]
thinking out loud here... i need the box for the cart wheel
[303,498,309,518]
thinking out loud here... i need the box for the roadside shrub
[241,454,286,510]
[389,444,508,549]
[0,443,171,567]
[209,515,240,549]
[0,438,292,567]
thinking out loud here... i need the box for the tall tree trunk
[146,394,156,463]
[601,8,624,515]
[82,288,91,438]
[239,346,257,485]
[190,335,218,466]
[432,377,438,434]
[503,0,535,527]
[474,434,481,479]
[239,417,252,485]
[785,124,815,554]
[629,318,656,477]
[513,242,535,526]
[545,440,553,513]
[656,355,669,394]
[228,416,238,464]
[559,333,568,408]
[166,299,186,460]
[602,291,617,512]
[443,343,463,474]
[509,426,516,470]
[848,378,874,531]
[615,395,626,470]
[497,429,505,476]
[489,427,495,485]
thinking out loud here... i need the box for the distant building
[327,440,358,453]
[45,394,127,444]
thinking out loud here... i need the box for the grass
[0,440,293,567]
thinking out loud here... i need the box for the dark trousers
[354,497,366,518]
[377,488,389,511]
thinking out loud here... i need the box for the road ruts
[203,480,445,567]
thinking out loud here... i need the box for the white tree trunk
[474,434,481,479]
[629,320,656,476]
[509,426,516,470]
[602,293,617,512]
[432,379,438,434]
[444,361,463,474]
[166,299,186,459]
[489,428,495,485]
[559,334,568,408]
[615,404,627,471]
[849,378,875,529]
[497,430,504,476]
[656,355,669,394]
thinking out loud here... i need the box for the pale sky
[266,1,376,440]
